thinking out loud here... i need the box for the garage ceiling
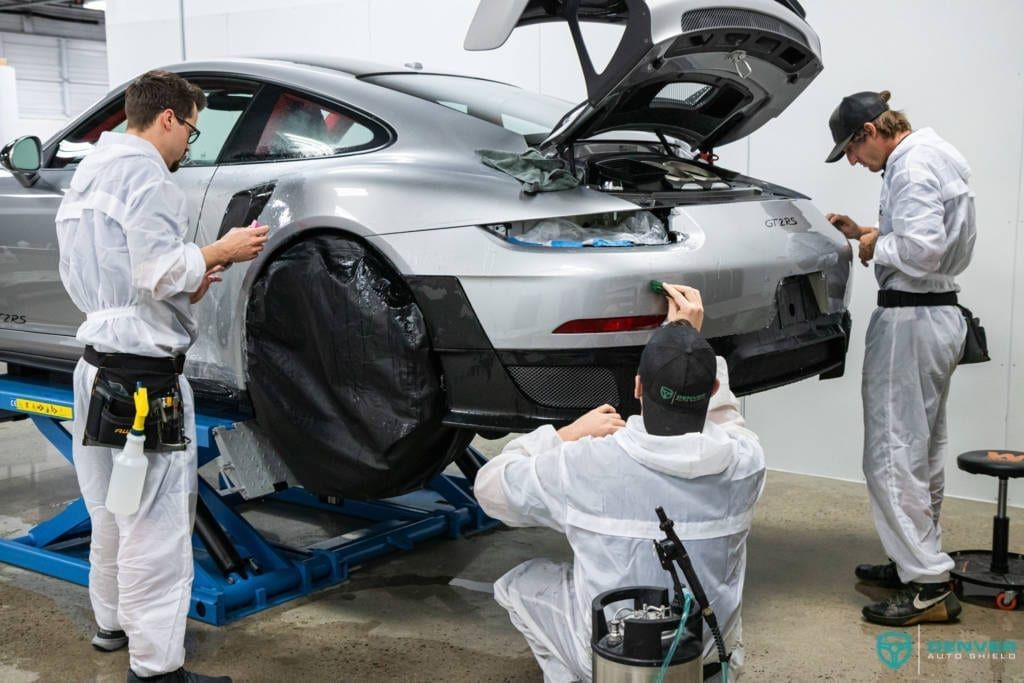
[0,0,105,120]
[0,0,104,41]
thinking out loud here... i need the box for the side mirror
[0,136,43,188]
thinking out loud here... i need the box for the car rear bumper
[370,200,853,353]
[408,275,850,434]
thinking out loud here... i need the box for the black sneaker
[862,582,962,626]
[855,561,904,588]
[126,668,231,683]
[91,628,128,652]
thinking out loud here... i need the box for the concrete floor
[0,415,1021,682]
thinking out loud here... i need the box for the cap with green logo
[638,322,716,436]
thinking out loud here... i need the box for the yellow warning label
[13,398,73,420]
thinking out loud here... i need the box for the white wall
[104,0,1024,506]
[740,1,1024,508]
[0,31,108,143]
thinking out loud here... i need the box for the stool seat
[957,450,1024,478]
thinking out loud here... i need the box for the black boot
[126,668,231,683]
[862,581,962,626]
[855,560,904,588]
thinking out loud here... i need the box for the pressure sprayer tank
[592,586,703,682]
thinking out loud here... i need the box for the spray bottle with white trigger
[105,384,149,515]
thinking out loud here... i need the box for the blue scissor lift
[0,372,496,625]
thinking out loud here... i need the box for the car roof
[252,54,412,77]
[160,55,524,101]
[248,54,518,83]
[207,55,517,91]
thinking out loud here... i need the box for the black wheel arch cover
[244,230,467,498]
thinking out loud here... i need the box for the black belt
[877,290,958,308]
[83,345,185,374]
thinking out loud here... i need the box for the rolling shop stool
[949,450,1024,610]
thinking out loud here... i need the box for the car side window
[221,90,388,163]
[47,79,259,169]
[183,85,257,166]
[49,102,126,169]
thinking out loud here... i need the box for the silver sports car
[0,0,851,497]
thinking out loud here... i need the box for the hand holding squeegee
[651,280,704,331]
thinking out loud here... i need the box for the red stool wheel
[995,592,1018,610]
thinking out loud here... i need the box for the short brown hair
[125,70,206,130]
[850,90,912,144]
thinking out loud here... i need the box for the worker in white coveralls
[825,90,976,626]
[476,284,766,681]
[56,70,269,682]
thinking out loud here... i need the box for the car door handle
[218,182,276,239]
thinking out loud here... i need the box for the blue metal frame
[0,374,497,625]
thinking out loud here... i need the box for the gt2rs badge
[764,217,798,228]
[0,313,27,325]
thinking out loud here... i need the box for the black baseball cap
[639,322,717,436]
[825,91,889,163]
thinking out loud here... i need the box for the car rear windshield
[364,73,570,138]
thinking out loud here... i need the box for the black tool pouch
[957,304,990,365]
[84,365,186,452]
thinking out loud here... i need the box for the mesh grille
[680,8,808,48]
[508,366,620,409]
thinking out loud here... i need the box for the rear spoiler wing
[465,0,652,106]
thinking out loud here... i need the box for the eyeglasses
[173,114,201,144]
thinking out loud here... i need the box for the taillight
[553,315,663,334]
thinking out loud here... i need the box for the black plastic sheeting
[246,234,469,499]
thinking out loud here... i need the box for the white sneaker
[92,628,128,652]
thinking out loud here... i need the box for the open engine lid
[465,0,822,152]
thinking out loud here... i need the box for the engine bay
[568,141,800,207]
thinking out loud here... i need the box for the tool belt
[877,290,990,365]
[83,345,188,452]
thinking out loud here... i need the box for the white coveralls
[55,132,207,677]
[476,358,765,682]
[862,127,976,584]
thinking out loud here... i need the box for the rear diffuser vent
[508,366,619,409]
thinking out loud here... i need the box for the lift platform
[0,372,497,626]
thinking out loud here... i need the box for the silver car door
[188,83,393,387]
[0,160,72,339]
[0,82,241,363]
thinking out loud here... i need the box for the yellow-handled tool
[132,386,149,432]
